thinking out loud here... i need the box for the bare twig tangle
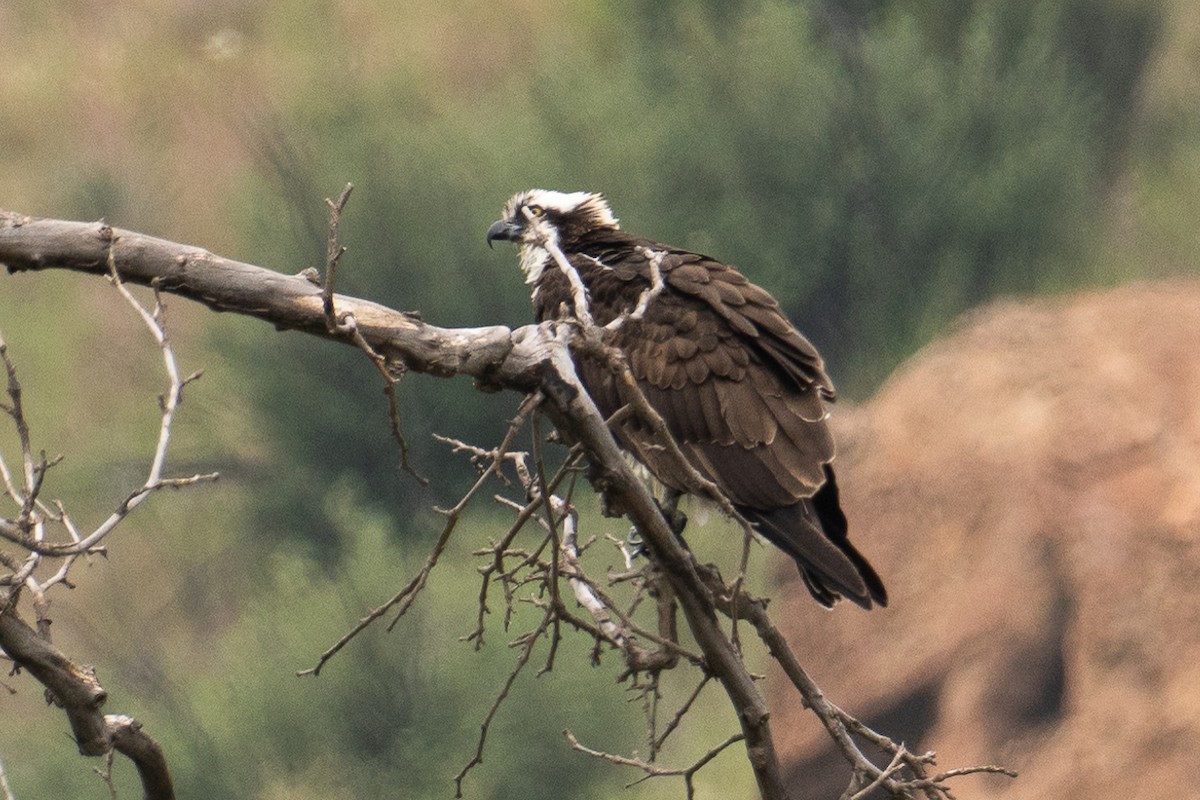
[0,208,1014,800]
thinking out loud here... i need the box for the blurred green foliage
[0,0,1189,797]
[226,0,1161,539]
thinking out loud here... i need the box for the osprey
[487,190,886,609]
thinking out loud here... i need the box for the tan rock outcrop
[774,281,1200,799]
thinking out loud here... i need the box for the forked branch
[0,247,214,800]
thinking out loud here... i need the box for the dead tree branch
[0,209,1012,800]
[0,230,229,800]
[0,211,516,383]
[0,602,174,799]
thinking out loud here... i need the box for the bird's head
[487,189,619,283]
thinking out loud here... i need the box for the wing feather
[671,336,699,361]
[701,345,737,379]
[717,377,777,445]
[668,262,711,286]
[695,380,726,441]
[712,278,748,307]
[681,442,779,507]
[641,344,666,386]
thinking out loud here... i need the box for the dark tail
[740,466,887,609]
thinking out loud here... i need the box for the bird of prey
[487,190,886,609]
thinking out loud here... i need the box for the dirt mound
[774,281,1200,799]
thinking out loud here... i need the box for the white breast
[519,242,549,285]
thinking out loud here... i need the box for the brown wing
[557,244,837,508]
[535,239,884,607]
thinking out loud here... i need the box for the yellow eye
[527,204,544,217]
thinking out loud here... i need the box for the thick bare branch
[1,211,518,384]
[0,599,174,799]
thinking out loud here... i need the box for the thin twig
[298,393,537,677]
[604,246,665,331]
[844,746,908,800]
[524,207,595,329]
[344,315,428,484]
[564,728,744,800]
[0,338,36,516]
[530,413,563,674]
[454,605,555,798]
[317,186,427,485]
[321,183,354,330]
[651,674,712,759]
[94,750,118,800]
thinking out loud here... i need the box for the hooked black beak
[486,219,521,249]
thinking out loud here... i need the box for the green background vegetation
[1,0,1197,797]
